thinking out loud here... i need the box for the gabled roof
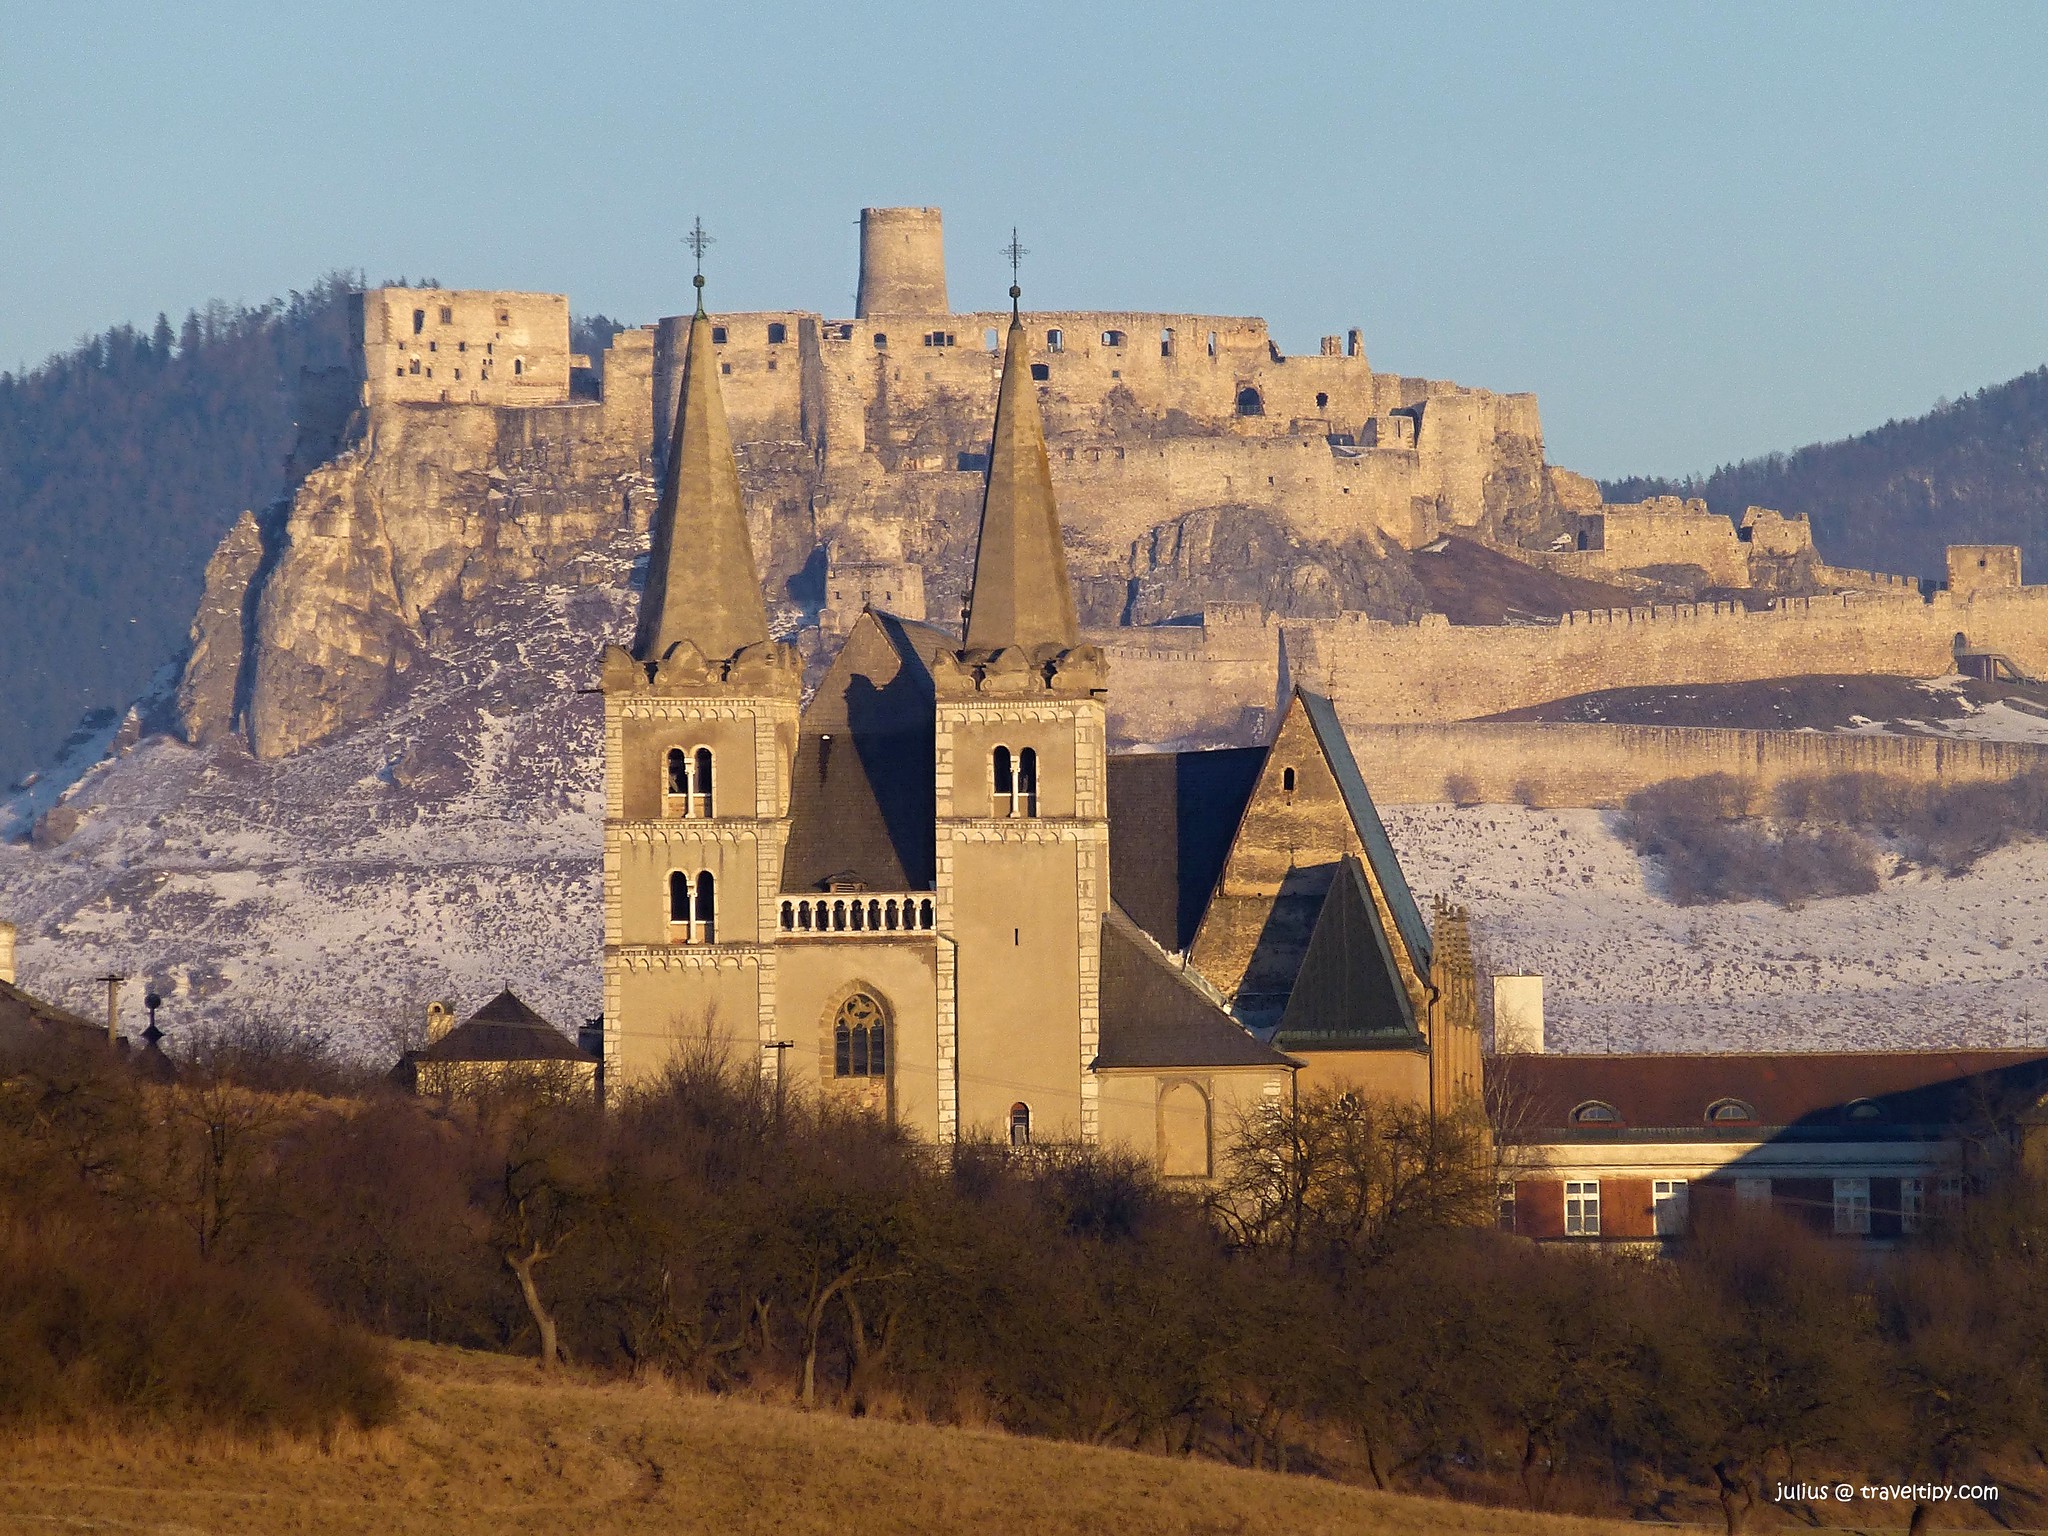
[634,303,771,664]
[415,989,594,1065]
[783,610,946,893]
[1106,746,1265,953]
[0,975,106,1057]
[1095,907,1296,1071]
[1297,690,1432,970]
[962,314,1080,653]
[1272,855,1423,1051]
[1493,1050,2048,1139]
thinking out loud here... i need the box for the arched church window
[833,993,886,1079]
[668,870,690,925]
[1009,1102,1032,1147]
[992,746,1014,817]
[693,747,713,817]
[667,747,688,797]
[1282,767,1296,793]
[694,871,716,943]
[1017,747,1038,816]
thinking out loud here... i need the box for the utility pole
[768,1039,795,1128]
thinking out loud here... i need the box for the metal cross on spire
[1001,227,1028,315]
[686,216,715,313]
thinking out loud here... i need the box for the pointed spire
[633,275,770,665]
[962,307,1080,653]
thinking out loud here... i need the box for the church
[597,273,1481,1172]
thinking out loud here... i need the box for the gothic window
[767,322,787,344]
[833,992,886,1079]
[1236,386,1264,417]
[1009,1102,1032,1146]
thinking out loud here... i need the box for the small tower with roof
[599,232,802,1086]
[929,257,1112,1145]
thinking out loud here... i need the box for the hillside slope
[1605,364,2048,580]
[0,1343,1641,1536]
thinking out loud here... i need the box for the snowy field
[1382,803,2048,1054]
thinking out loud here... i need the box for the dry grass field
[0,1343,1658,1536]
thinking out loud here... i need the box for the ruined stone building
[598,279,1481,1163]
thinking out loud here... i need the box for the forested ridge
[0,278,360,787]
[1605,364,2048,581]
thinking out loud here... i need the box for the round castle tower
[856,207,949,317]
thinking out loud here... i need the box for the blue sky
[3,1,2045,477]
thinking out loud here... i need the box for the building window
[498,310,510,323]
[1047,328,1063,353]
[1009,1102,1032,1146]
[832,992,886,1079]
[1100,329,1126,348]
[923,330,955,347]
[1315,391,1328,409]
[1937,1174,1965,1216]
[1653,1179,1688,1236]
[412,308,426,335]
[668,871,716,942]
[665,748,712,817]
[1900,1177,1925,1235]
[1207,330,1218,356]
[1160,327,1175,358]
[514,358,524,376]
[1833,1177,1871,1235]
[991,746,1036,816]
[767,322,786,344]
[873,333,887,348]
[711,325,728,344]
[1030,363,1050,382]
[984,327,999,351]
[1282,767,1296,793]
[694,871,716,943]
[721,362,732,374]
[1706,1098,1755,1124]
[409,358,421,375]
[438,305,453,325]
[1236,386,1264,417]
[1496,1181,1517,1232]
[1564,1180,1600,1236]
[1570,1101,1621,1125]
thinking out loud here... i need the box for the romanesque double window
[665,747,714,818]
[833,992,886,1079]
[668,870,715,943]
[991,746,1037,818]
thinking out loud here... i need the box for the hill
[0,1341,1642,1536]
[1605,364,2048,581]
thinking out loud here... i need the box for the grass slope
[0,1343,1644,1536]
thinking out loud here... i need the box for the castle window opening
[396,367,405,378]
[412,309,426,335]
[438,305,452,325]
[409,358,421,375]
[514,359,524,376]
[767,322,787,344]
[486,342,493,355]
[1047,328,1064,352]
[1282,767,1296,793]
[498,310,510,323]
[767,359,777,371]
[453,369,462,381]
[1100,330,1126,348]
[1009,1102,1032,1146]
[923,331,955,347]
[1207,331,1218,357]
[985,328,999,351]
[1315,392,1328,410]
[429,341,437,352]
[1236,386,1264,417]
[425,367,432,379]
[873,333,887,348]
[458,340,467,352]
[722,363,732,375]
[1160,327,1175,357]
[833,992,887,1079]
[1110,370,1121,380]
[712,325,728,344]
[1347,329,1362,357]
[1030,363,1050,382]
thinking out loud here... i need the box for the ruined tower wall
[356,289,570,408]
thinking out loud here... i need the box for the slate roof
[1106,746,1264,953]
[1095,906,1297,1070]
[783,611,953,893]
[1494,1050,2048,1140]
[1298,690,1432,970]
[1272,855,1424,1051]
[414,989,594,1064]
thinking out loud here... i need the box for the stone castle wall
[355,289,571,408]
[1332,722,2048,808]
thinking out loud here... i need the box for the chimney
[427,1001,456,1043]
[1492,974,1545,1053]
[0,921,13,986]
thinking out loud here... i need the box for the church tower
[931,289,1110,1144]
[599,269,801,1086]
